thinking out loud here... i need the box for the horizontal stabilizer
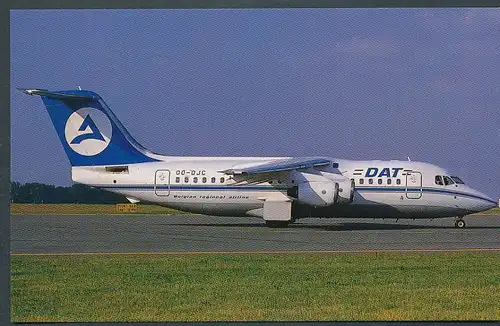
[18,88,95,101]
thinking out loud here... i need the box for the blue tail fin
[20,89,159,166]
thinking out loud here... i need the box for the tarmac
[10,214,500,255]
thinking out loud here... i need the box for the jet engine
[296,181,339,207]
[288,175,355,207]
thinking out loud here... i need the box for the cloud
[448,38,500,59]
[417,8,500,32]
[331,36,400,58]
[279,35,401,72]
[463,8,500,25]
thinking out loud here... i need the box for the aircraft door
[405,171,422,199]
[155,170,171,196]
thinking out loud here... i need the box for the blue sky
[10,9,500,198]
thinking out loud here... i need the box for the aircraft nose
[472,191,497,212]
[485,198,497,210]
[457,187,494,213]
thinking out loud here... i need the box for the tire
[265,221,289,228]
[455,219,466,228]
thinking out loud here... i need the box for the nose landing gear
[454,217,466,228]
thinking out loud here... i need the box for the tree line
[10,181,127,204]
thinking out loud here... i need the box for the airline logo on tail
[64,107,112,156]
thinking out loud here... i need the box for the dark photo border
[2,1,497,326]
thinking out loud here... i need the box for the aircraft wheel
[265,221,289,228]
[455,219,466,228]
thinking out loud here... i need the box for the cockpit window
[450,176,465,184]
[443,176,455,185]
[435,175,444,185]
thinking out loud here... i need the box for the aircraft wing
[220,157,333,184]
[221,157,332,175]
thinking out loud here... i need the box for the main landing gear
[265,220,290,228]
[454,217,466,228]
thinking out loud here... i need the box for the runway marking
[11,248,500,256]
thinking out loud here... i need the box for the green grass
[10,203,184,215]
[11,253,500,322]
[473,207,500,215]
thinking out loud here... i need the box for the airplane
[19,88,497,228]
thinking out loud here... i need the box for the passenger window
[378,179,382,185]
[387,179,392,185]
[193,177,198,183]
[202,177,207,183]
[220,177,225,183]
[369,179,373,185]
[435,175,444,185]
[359,178,364,185]
[184,176,189,183]
[211,177,216,183]
[175,177,180,183]
[396,179,401,185]
[443,176,454,185]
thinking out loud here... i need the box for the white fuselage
[72,157,495,220]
